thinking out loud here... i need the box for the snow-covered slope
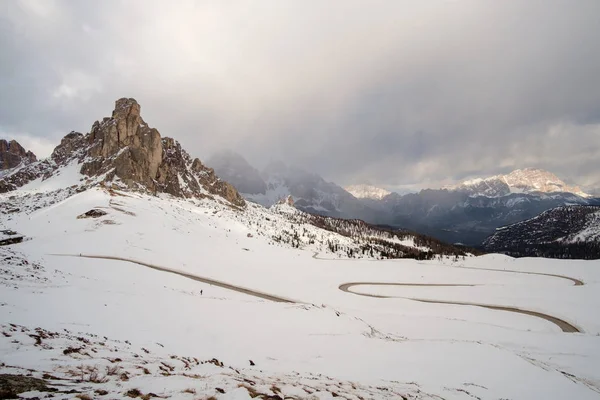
[483,205,600,259]
[2,182,600,399]
[345,184,391,200]
[450,168,590,198]
[2,98,600,399]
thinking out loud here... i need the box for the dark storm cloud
[1,0,599,189]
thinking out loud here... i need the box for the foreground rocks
[0,374,52,398]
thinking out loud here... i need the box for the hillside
[483,205,600,259]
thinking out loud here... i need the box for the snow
[344,184,391,200]
[244,181,291,207]
[451,168,591,198]
[1,187,600,399]
[19,160,83,192]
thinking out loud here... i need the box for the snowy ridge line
[339,283,582,333]
[48,254,299,303]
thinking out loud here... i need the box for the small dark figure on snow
[200,290,203,295]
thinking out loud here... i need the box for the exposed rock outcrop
[0,98,245,207]
[0,139,37,170]
[277,195,295,207]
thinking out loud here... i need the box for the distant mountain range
[345,184,391,200]
[447,168,590,198]
[483,205,600,259]
[207,153,600,247]
[207,152,383,222]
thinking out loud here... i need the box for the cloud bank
[1,0,599,189]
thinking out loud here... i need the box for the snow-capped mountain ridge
[345,184,391,200]
[450,168,589,198]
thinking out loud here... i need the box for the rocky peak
[450,168,589,198]
[503,168,587,196]
[0,139,37,170]
[51,132,86,165]
[345,184,391,200]
[81,98,244,206]
[0,98,246,207]
[277,195,295,207]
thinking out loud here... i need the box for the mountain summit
[345,184,391,200]
[0,140,37,170]
[0,98,245,206]
[450,168,589,198]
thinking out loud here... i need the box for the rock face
[0,140,37,170]
[0,98,245,207]
[82,98,164,190]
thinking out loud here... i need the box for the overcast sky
[1,0,599,190]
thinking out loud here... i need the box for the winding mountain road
[52,253,583,333]
[50,254,295,303]
[339,282,581,333]
[315,252,583,333]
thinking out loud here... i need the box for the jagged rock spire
[0,139,37,170]
[0,98,246,207]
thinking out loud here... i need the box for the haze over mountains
[208,151,599,246]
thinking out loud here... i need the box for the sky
[1,0,600,191]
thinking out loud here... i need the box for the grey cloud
[1,0,599,189]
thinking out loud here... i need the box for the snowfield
[1,181,600,399]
